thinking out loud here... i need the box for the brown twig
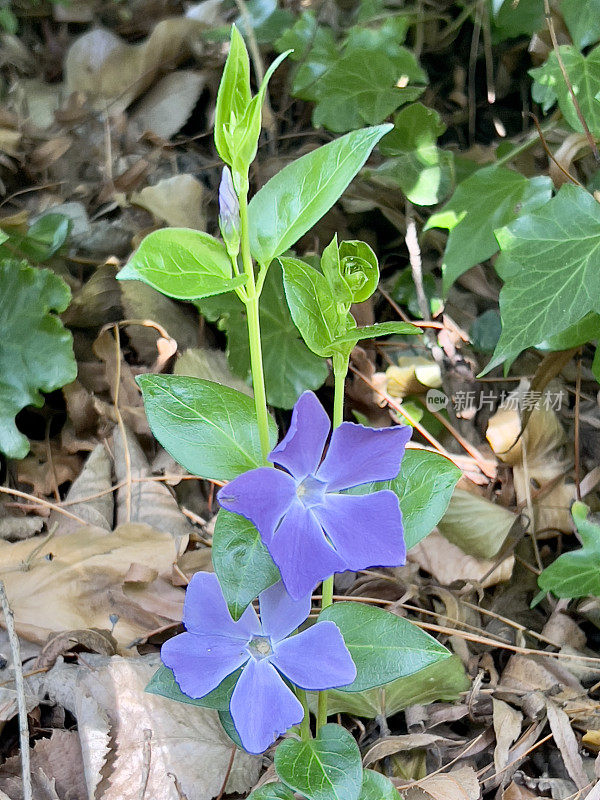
[0,486,88,525]
[216,745,237,800]
[527,113,585,187]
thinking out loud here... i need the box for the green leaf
[539,312,600,351]
[119,228,245,300]
[373,103,454,206]
[470,309,502,353]
[0,261,76,459]
[538,502,600,598]
[197,264,328,408]
[276,11,338,99]
[280,257,345,357]
[319,602,450,692]
[338,240,379,302]
[333,321,421,347]
[212,509,280,619]
[487,184,600,372]
[310,22,427,133]
[137,374,277,481]
[146,665,239,710]
[352,449,461,550]
[561,0,600,49]
[275,724,363,800]
[248,783,296,800]
[319,654,469,718]
[218,706,244,749]
[425,165,552,293]
[530,45,600,135]
[18,214,71,261]
[248,125,392,266]
[214,25,252,165]
[491,0,544,38]
[359,770,401,800]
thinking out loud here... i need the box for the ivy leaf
[372,103,454,206]
[212,509,280,619]
[275,11,337,99]
[491,0,544,38]
[530,45,600,135]
[319,602,450,692]
[310,23,427,133]
[249,125,391,266]
[197,264,328,409]
[538,502,600,598]
[486,184,600,372]
[118,228,245,300]
[0,261,76,459]
[425,165,552,293]
[137,375,277,481]
[275,724,363,800]
[561,0,600,49]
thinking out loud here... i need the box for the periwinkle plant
[119,26,459,800]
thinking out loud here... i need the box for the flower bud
[218,166,240,257]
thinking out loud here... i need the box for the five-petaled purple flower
[162,572,356,754]
[218,391,412,599]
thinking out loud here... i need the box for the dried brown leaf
[131,71,206,139]
[132,174,205,229]
[403,766,480,800]
[492,698,523,776]
[546,699,588,790]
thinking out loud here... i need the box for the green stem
[316,351,350,732]
[238,180,271,463]
[296,688,311,741]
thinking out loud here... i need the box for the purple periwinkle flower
[218,166,240,242]
[161,572,356,754]
[218,391,412,599]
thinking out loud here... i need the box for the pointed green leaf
[248,125,392,265]
[333,321,421,346]
[0,261,76,459]
[487,184,600,372]
[215,25,252,165]
[119,228,245,300]
[425,165,552,293]
[561,0,600,49]
[249,783,296,800]
[275,724,363,800]
[137,374,277,481]
[319,602,450,692]
[359,771,401,800]
[212,509,280,619]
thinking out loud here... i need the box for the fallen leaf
[49,444,113,535]
[546,699,588,790]
[493,698,523,777]
[131,174,206,229]
[175,348,253,396]
[363,734,458,768]
[438,489,517,559]
[403,766,480,800]
[409,530,514,587]
[39,655,261,800]
[131,71,206,139]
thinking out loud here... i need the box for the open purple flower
[218,391,412,599]
[162,572,356,754]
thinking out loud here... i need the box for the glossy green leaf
[339,240,379,302]
[310,22,427,133]
[214,25,252,165]
[248,125,392,266]
[137,374,277,481]
[218,706,244,749]
[538,502,600,598]
[319,602,450,692]
[491,0,543,38]
[17,214,71,261]
[487,184,600,372]
[359,770,401,800]
[197,264,328,408]
[119,228,245,300]
[530,45,600,135]
[146,665,239,710]
[470,309,502,353]
[539,312,600,352]
[373,103,454,206]
[352,449,461,550]
[275,724,363,800]
[333,321,421,347]
[212,509,280,619]
[0,261,76,459]
[248,783,296,800]
[425,166,552,293]
[276,11,337,99]
[317,654,469,718]
[280,257,344,356]
[561,0,600,49]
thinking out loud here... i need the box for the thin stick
[216,745,236,800]
[0,486,88,525]
[0,581,32,800]
[113,326,132,522]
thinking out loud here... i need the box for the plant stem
[238,181,271,463]
[316,351,350,732]
[296,688,311,741]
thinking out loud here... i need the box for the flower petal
[182,572,260,638]
[229,658,303,754]
[161,632,249,698]
[269,391,330,480]
[267,499,347,600]
[313,491,406,569]
[271,621,356,690]
[316,422,412,491]
[258,580,311,643]
[217,467,296,544]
